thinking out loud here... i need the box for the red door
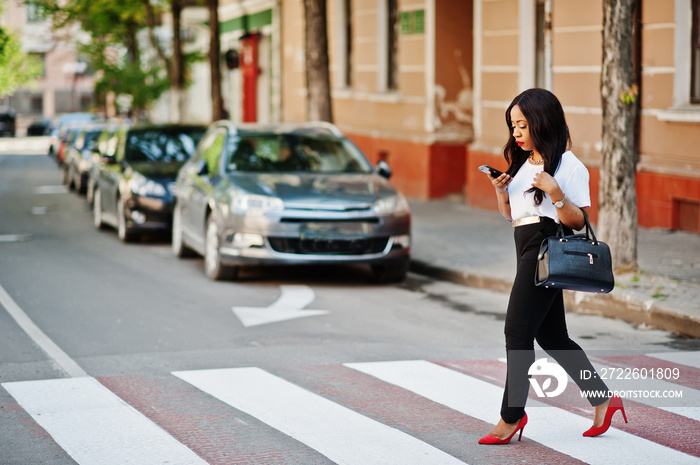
[240,33,260,123]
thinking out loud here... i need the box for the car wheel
[68,166,77,191]
[76,174,87,195]
[62,165,71,188]
[172,201,195,258]
[117,198,138,243]
[86,179,95,206]
[371,257,410,284]
[204,215,237,280]
[93,188,105,230]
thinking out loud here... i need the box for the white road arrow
[232,285,328,327]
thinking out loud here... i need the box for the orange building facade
[218,0,700,234]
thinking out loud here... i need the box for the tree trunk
[303,0,333,122]
[599,0,639,272]
[142,0,186,122]
[171,0,186,122]
[126,23,144,119]
[208,0,225,121]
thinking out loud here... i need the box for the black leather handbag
[535,210,614,293]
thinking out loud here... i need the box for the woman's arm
[531,171,586,229]
[490,173,513,221]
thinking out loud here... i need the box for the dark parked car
[63,122,107,194]
[0,107,16,137]
[86,123,120,206]
[56,126,83,165]
[171,121,411,282]
[91,123,207,242]
[27,117,55,136]
[48,112,97,160]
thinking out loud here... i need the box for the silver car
[172,121,411,282]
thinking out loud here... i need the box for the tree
[142,0,185,122]
[29,0,171,117]
[598,0,639,271]
[303,0,333,122]
[207,0,225,121]
[0,27,42,97]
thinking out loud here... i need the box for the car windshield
[126,128,206,163]
[225,133,373,174]
[81,129,103,151]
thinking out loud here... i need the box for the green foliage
[620,84,639,105]
[652,286,669,300]
[26,0,191,114]
[0,27,43,97]
[95,60,170,113]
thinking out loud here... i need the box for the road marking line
[587,361,700,422]
[2,377,207,465]
[346,360,700,465]
[0,234,32,242]
[0,284,87,378]
[648,351,700,370]
[233,285,328,327]
[36,185,68,194]
[497,357,700,422]
[173,366,467,465]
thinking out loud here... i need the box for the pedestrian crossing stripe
[588,360,700,422]
[3,353,700,465]
[346,360,700,465]
[0,139,50,154]
[173,366,466,465]
[650,351,700,370]
[2,376,207,465]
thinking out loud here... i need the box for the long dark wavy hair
[504,88,572,205]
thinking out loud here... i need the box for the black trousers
[500,218,610,423]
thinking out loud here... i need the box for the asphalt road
[1,147,697,465]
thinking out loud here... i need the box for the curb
[565,292,700,339]
[410,260,700,339]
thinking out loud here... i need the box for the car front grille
[268,237,390,255]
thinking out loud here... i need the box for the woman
[478,88,627,445]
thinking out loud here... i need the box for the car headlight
[372,193,410,215]
[232,194,284,213]
[129,172,167,197]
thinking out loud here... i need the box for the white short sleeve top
[507,150,591,222]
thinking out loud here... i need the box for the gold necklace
[528,153,544,165]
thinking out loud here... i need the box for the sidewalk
[409,199,700,338]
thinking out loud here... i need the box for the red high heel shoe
[478,413,528,444]
[583,394,627,437]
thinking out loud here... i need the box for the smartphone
[478,164,504,178]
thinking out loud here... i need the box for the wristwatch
[553,195,567,209]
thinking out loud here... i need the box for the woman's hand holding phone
[478,164,511,192]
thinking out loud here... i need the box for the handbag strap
[554,208,599,243]
[580,209,600,244]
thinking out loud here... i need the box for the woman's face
[510,105,535,152]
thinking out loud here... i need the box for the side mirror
[102,154,117,165]
[374,160,392,179]
[196,159,209,176]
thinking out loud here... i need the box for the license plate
[300,222,371,240]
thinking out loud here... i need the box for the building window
[692,0,700,103]
[387,0,399,91]
[377,0,399,92]
[344,0,352,87]
[31,53,46,78]
[335,0,352,89]
[31,94,43,113]
[400,9,425,35]
[26,4,42,23]
[535,1,546,88]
